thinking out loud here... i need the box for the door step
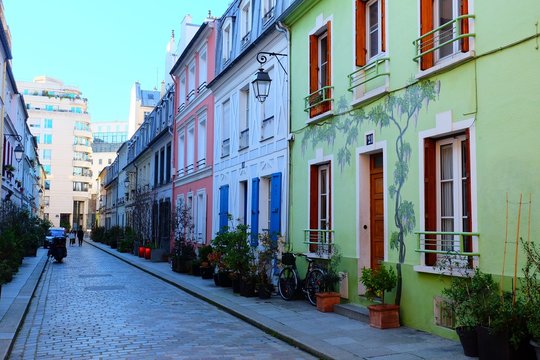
[334,303,370,323]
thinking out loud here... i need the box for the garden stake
[512,193,523,305]
[500,193,509,299]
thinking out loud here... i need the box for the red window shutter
[424,138,437,266]
[381,0,386,52]
[355,0,367,66]
[420,0,434,70]
[461,0,469,52]
[309,34,319,117]
[309,165,319,253]
[309,35,318,94]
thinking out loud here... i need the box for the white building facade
[210,0,292,244]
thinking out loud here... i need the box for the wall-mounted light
[5,133,24,162]
[252,52,287,103]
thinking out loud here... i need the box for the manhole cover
[84,285,125,291]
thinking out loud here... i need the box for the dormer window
[240,0,252,45]
[222,18,233,62]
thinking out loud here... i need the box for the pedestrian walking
[77,228,84,246]
[68,230,76,246]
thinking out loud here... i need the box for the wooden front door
[370,153,384,270]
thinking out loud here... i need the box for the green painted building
[284,0,540,337]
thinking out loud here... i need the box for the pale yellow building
[18,76,92,230]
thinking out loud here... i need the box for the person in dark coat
[77,228,84,246]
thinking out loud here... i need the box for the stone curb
[1,253,48,360]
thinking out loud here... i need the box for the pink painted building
[170,19,217,245]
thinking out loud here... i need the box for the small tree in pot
[316,246,343,312]
[360,264,399,329]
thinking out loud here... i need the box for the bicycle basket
[281,252,296,266]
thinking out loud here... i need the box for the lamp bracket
[256,52,288,75]
[4,133,22,142]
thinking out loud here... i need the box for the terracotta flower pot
[316,292,341,312]
[367,304,400,329]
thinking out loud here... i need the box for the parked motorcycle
[48,235,67,262]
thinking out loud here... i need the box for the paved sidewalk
[88,240,470,360]
[0,248,48,360]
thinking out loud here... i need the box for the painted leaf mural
[301,80,440,305]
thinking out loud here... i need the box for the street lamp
[252,69,272,103]
[5,133,24,162]
[251,52,288,103]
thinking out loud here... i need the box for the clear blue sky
[4,0,230,122]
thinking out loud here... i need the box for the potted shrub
[442,272,479,357]
[256,232,278,299]
[199,245,214,279]
[360,264,399,329]
[315,247,343,312]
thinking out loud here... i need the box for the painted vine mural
[301,80,440,305]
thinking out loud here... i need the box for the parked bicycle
[277,252,326,305]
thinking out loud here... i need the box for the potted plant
[199,245,214,279]
[442,271,479,357]
[255,232,278,299]
[221,225,251,293]
[315,247,343,312]
[360,264,399,329]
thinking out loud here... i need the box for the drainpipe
[276,21,292,248]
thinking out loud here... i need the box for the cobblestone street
[9,244,313,359]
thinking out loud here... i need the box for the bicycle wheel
[278,267,298,301]
[305,268,325,306]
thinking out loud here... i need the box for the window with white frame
[239,86,250,149]
[177,131,185,176]
[198,46,207,88]
[179,75,186,109]
[436,135,470,251]
[222,19,233,61]
[434,0,459,61]
[366,0,382,60]
[423,132,472,267]
[221,100,231,157]
[262,0,275,22]
[186,192,194,240]
[261,68,274,140]
[188,60,196,101]
[197,112,207,168]
[187,124,195,174]
[195,190,207,243]
[240,0,252,44]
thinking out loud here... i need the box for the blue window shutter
[270,172,282,243]
[250,178,260,246]
[219,185,229,230]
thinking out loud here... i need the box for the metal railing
[304,86,334,112]
[413,15,475,62]
[415,231,480,257]
[196,158,206,168]
[304,229,335,257]
[348,57,390,92]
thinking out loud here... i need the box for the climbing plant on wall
[300,80,440,305]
